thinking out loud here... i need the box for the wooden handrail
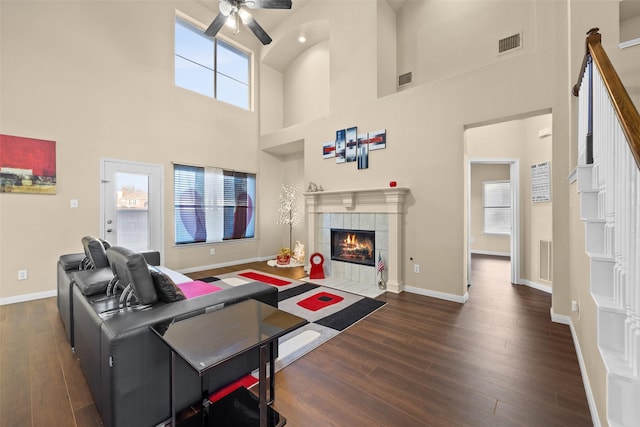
[572,28,640,169]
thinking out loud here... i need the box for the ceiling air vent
[498,33,522,54]
[398,72,413,88]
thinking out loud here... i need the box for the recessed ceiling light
[298,35,306,43]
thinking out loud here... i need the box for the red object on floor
[238,271,291,286]
[297,291,344,311]
[177,281,222,299]
[309,253,325,279]
[208,374,258,403]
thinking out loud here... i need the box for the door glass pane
[116,172,150,251]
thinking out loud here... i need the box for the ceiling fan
[205,0,292,45]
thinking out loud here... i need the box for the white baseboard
[404,285,469,304]
[551,308,601,426]
[177,256,266,274]
[0,290,57,306]
[519,279,552,294]
[549,307,571,325]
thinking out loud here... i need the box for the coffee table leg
[171,351,176,426]
[268,341,275,404]
[259,343,267,427]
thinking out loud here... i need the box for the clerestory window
[174,15,250,110]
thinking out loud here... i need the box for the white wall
[620,13,640,43]
[397,0,536,87]
[377,0,398,97]
[260,65,284,135]
[283,41,330,127]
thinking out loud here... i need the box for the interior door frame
[100,158,164,257]
[467,158,521,286]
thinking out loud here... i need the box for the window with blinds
[174,164,255,245]
[483,180,511,235]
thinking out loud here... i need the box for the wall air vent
[398,72,413,88]
[498,33,522,54]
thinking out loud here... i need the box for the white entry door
[101,159,163,255]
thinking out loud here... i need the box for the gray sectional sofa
[57,236,278,427]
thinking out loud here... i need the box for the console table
[151,299,307,426]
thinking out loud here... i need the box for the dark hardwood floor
[0,255,592,426]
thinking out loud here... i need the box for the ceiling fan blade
[204,12,227,38]
[245,0,292,9]
[242,14,272,45]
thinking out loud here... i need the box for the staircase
[574,29,640,427]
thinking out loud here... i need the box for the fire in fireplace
[331,229,375,266]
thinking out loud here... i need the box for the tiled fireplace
[303,187,408,293]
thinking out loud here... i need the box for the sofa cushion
[149,266,186,303]
[71,268,114,296]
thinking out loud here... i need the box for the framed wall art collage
[322,127,386,170]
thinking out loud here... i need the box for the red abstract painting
[0,134,56,194]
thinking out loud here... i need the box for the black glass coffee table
[151,299,307,426]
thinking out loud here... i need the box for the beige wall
[260,1,564,299]
[283,40,330,127]
[0,0,288,300]
[469,164,511,256]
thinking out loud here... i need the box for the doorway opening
[464,111,553,293]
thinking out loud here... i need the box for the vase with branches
[276,184,302,251]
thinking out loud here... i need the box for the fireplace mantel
[303,187,409,212]
[304,187,409,293]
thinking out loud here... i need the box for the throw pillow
[149,266,186,303]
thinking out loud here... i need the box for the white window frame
[174,11,253,111]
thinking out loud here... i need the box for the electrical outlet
[413,264,420,274]
[210,248,215,255]
[18,270,28,280]
[70,199,79,208]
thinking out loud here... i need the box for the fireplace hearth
[331,229,375,266]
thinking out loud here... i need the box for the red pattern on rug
[238,271,291,287]
[297,292,344,311]
[208,374,258,403]
[178,281,222,299]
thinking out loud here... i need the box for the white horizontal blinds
[174,164,206,244]
[484,181,511,234]
[204,167,224,242]
[174,164,255,245]
[222,171,255,240]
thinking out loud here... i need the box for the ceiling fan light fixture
[224,15,236,29]
[219,0,233,16]
[237,8,251,23]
